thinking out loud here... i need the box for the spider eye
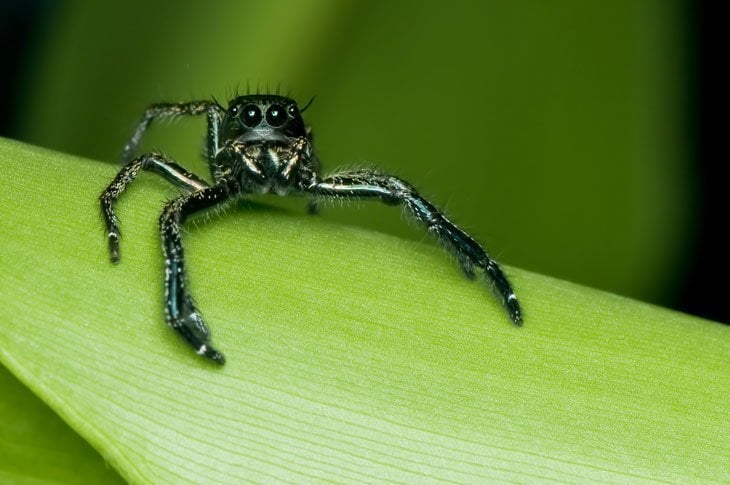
[287,104,299,117]
[266,104,287,127]
[241,104,262,127]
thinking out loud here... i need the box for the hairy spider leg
[100,153,210,262]
[101,101,232,363]
[160,183,234,365]
[120,101,224,165]
[101,99,226,262]
[307,170,522,325]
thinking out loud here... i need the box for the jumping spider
[100,94,521,364]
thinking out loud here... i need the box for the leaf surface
[0,138,727,482]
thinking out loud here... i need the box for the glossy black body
[100,94,521,364]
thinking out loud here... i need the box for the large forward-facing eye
[241,104,262,127]
[266,104,287,127]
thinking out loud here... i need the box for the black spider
[100,94,521,364]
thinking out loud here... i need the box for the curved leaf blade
[0,138,727,482]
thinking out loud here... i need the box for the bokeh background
[2,1,724,323]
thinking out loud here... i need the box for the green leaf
[1,137,728,482]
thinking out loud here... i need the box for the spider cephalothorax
[100,93,522,364]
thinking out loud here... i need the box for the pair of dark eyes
[231,104,296,128]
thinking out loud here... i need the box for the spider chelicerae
[100,93,522,364]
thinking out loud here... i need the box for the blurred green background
[6,1,695,311]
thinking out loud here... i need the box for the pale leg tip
[198,344,226,365]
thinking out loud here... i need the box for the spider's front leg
[160,183,234,364]
[306,170,522,324]
[100,153,209,262]
[121,100,223,164]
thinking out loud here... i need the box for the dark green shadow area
[0,364,124,483]
[16,1,691,307]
